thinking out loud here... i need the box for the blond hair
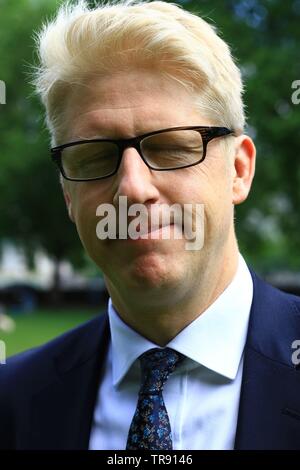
[33,0,245,145]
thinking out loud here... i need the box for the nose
[112,147,160,207]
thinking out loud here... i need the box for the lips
[137,222,174,236]
[115,218,177,238]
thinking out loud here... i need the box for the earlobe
[232,135,256,206]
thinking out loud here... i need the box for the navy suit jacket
[1,270,300,450]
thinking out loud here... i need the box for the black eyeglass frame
[50,125,234,182]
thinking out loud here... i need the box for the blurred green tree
[0,0,85,295]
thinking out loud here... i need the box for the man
[1,0,300,450]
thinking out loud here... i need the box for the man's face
[63,69,238,301]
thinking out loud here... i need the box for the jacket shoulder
[251,269,300,313]
[0,313,108,449]
[249,269,300,364]
[0,313,106,392]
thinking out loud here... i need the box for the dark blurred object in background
[0,279,108,312]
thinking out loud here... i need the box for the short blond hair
[33,0,245,145]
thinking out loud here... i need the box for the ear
[63,186,75,222]
[232,135,256,205]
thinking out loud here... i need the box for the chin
[126,253,181,289]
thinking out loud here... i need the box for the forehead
[64,70,209,141]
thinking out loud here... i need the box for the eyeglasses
[50,125,234,182]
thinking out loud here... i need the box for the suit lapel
[26,314,110,450]
[235,271,300,449]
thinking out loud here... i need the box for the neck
[105,241,240,347]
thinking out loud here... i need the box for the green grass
[0,309,101,357]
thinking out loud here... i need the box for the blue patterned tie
[126,347,183,450]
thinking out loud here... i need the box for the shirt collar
[108,254,253,387]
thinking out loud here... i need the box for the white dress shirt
[89,254,253,450]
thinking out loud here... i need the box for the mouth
[137,221,174,236]
[115,222,181,242]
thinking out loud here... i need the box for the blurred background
[0,0,300,356]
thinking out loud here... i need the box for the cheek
[183,160,232,208]
[70,185,105,250]
[183,162,233,241]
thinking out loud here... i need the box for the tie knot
[139,348,183,395]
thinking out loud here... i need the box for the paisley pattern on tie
[126,347,183,450]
